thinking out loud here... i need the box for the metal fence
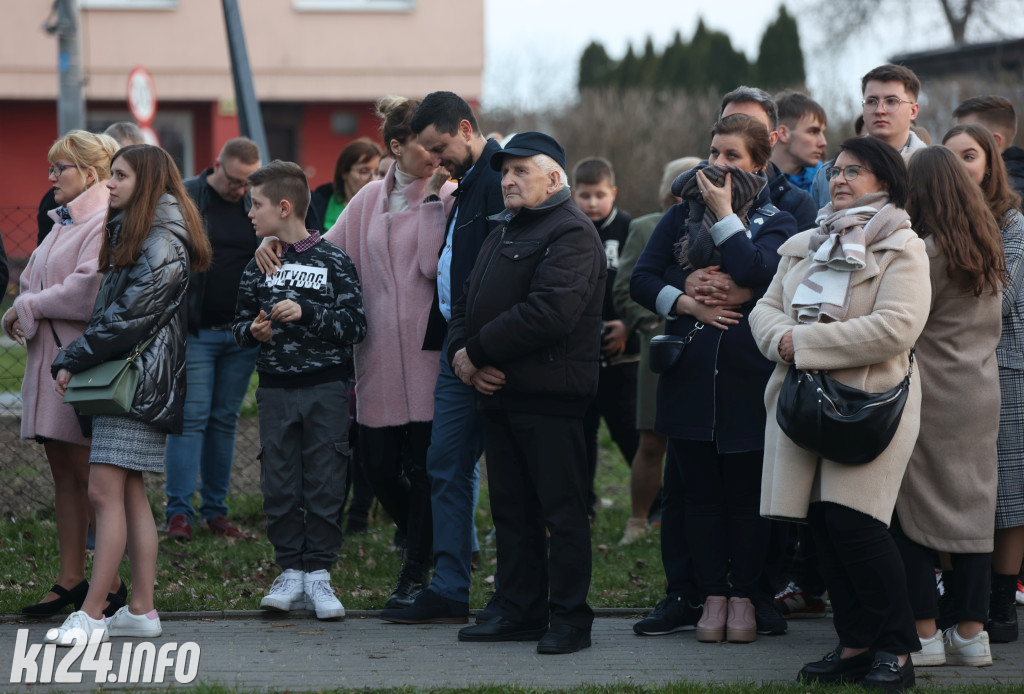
[0,206,263,516]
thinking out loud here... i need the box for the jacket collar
[455,138,502,198]
[489,187,572,226]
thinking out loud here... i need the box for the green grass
[0,343,27,392]
[0,424,664,614]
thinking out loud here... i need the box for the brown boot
[726,596,757,643]
[696,595,727,642]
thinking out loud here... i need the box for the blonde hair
[376,95,421,150]
[48,130,120,186]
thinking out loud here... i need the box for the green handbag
[62,336,156,415]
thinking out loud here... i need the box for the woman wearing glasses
[750,137,930,691]
[2,130,126,617]
[631,114,797,644]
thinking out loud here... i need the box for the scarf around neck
[792,191,910,323]
[670,164,767,270]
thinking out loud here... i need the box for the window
[293,0,414,11]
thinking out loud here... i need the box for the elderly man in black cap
[447,132,606,654]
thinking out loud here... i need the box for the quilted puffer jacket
[52,194,192,433]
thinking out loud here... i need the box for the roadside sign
[127,66,157,126]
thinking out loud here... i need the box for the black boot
[987,573,1019,643]
[385,560,428,609]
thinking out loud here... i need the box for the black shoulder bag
[775,350,914,466]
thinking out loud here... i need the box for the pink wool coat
[5,183,107,444]
[324,165,456,428]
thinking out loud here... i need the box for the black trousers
[661,438,698,602]
[343,423,375,530]
[677,440,768,599]
[360,422,433,565]
[583,362,639,512]
[807,502,919,654]
[891,512,991,624]
[482,409,594,630]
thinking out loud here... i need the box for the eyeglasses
[825,165,873,182]
[48,163,78,178]
[862,96,915,113]
[219,160,252,189]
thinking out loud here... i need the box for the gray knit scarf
[670,164,767,270]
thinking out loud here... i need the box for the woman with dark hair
[944,123,1024,644]
[47,144,212,644]
[311,138,384,230]
[750,136,930,691]
[893,145,1006,669]
[631,114,797,644]
[4,130,122,618]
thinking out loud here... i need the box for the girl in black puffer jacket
[49,145,212,645]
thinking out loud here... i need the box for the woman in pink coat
[2,130,125,617]
[325,97,455,608]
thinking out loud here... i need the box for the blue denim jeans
[425,337,485,603]
[164,328,258,523]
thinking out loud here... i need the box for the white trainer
[943,627,992,666]
[106,606,162,637]
[303,569,345,620]
[45,610,108,647]
[260,568,306,612]
[911,629,945,666]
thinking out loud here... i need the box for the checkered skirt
[88,415,166,473]
[996,365,1024,529]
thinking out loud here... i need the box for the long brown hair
[101,145,211,272]
[942,123,1022,219]
[907,146,1005,297]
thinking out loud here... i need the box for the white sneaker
[911,629,945,666]
[106,606,162,637]
[260,568,305,612]
[303,569,345,620]
[1016,579,1024,606]
[45,610,108,647]
[944,626,992,666]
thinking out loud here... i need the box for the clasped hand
[452,347,506,395]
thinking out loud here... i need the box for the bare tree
[804,0,1017,46]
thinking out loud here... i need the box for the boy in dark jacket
[232,161,366,621]
[572,157,639,519]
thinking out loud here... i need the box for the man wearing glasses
[164,137,264,541]
[810,64,927,209]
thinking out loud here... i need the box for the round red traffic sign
[126,66,157,126]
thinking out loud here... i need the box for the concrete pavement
[2,608,1023,691]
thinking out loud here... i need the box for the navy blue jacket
[422,138,506,351]
[767,162,818,232]
[630,186,797,452]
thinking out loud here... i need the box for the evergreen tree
[618,44,643,90]
[639,37,659,88]
[579,41,615,90]
[656,31,689,90]
[756,6,806,89]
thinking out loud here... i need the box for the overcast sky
[482,0,1024,114]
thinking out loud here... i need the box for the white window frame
[88,109,194,176]
[81,0,178,9]
[293,0,414,11]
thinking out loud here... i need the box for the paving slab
[1,610,1022,691]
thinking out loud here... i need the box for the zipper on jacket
[469,228,507,321]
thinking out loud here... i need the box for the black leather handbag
[775,350,914,465]
[649,322,703,374]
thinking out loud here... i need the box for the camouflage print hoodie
[233,232,366,387]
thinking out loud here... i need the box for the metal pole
[55,0,85,135]
[221,0,269,160]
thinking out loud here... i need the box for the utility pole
[50,0,86,135]
[222,0,269,159]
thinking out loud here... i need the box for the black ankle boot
[385,560,428,609]
[987,573,1019,643]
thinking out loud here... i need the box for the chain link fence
[0,205,263,517]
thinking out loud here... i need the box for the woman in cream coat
[750,137,930,692]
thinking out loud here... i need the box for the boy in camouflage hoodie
[233,161,366,620]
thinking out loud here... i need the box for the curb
[0,606,650,624]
